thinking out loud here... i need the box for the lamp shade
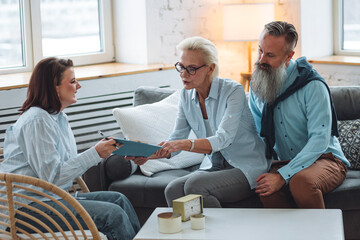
[223,3,274,41]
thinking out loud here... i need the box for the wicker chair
[0,147,89,195]
[0,173,107,240]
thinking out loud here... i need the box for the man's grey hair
[263,21,298,53]
[176,36,219,79]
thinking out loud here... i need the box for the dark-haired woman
[0,57,140,240]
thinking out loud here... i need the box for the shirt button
[290,148,293,151]
[277,107,280,110]
[302,166,305,168]
[280,121,283,124]
[288,174,291,177]
[285,135,287,137]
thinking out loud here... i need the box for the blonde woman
[130,37,271,207]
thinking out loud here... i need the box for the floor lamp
[223,3,274,91]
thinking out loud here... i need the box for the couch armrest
[83,161,107,192]
[84,154,136,192]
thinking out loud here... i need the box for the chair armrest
[75,176,90,193]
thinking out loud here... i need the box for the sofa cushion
[338,119,360,169]
[108,169,193,208]
[133,86,176,107]
[112,91,204,176]
[330,86,360,120]
[324,170,360,210]
[222,170,360,210]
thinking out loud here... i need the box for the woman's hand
[95,137,122,159]
[125,139,192,165]
[125,156,151,165]
[155,140,190,157]
[125,149,169,165]
[125,140,184,165]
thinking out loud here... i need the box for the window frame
[333,0,360,56]
[0,0,114,75]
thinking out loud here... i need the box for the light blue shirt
[1,107,101,191]
[249,59,350,184]
[169,78,271,189]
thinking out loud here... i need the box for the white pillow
[112,91,204,176]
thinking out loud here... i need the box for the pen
[98,130,119,149]
[98,130,109,140]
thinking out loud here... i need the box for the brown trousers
[260,153,347,209]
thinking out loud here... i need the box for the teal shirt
[249,59,350,184]
[169,77,271,189]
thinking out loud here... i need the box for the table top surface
[134,207,344,240]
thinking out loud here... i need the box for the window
[0,0,113,75]
[334,0,360,55]
[0,0,28,71]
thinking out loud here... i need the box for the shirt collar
[208,77,219,100]
[50,111,67,121]
[280,59,299,93]
[286,59,296,76]
[191,77,219,102]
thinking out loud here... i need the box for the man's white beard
[251,61,287,104]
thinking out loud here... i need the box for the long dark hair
[20,57,73,114]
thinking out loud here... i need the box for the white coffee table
[134,207,344,240]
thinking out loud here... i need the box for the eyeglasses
[175,62,207,75]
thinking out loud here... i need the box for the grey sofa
[84,85,360,239]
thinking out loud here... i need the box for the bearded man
[249,21,350,208]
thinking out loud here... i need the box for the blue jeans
[15,191,140,240]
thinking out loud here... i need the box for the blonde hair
[176,36,219,79]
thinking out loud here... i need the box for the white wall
[312,63,360,86]
[113,0,148,64]
[112,0,360,86]
[300,0,333,58]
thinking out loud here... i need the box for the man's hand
[255,173,286,197]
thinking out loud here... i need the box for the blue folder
[112,138,162,157]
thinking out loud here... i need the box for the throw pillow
[112,91,204,176]
[337,119,360,170]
